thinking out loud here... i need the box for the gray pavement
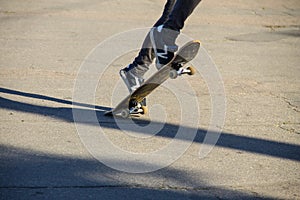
[0,0,300,199]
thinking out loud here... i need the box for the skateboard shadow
[1,87,299,162]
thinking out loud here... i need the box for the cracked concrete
[282,97,300,113]
[1,0,300,199]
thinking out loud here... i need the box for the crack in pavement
[282,97,299,113]
[279,122,300,134]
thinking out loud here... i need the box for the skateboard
[105,40,200,118]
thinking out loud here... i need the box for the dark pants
[130,0,201,77]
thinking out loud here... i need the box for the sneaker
[120,64,144,93]
[150,25,179,69]
[120,64,147,108]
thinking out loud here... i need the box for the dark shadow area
[1,87,300,162]
[0,87,111,111]
[0,144,274,200]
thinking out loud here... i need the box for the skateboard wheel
[187,66,196,75]
[141,106,148,115]
[169,70,178,79]
[121,109,129,118]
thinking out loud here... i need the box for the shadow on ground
[0,144,273,200]
[1,87,299,162]
[0,87,299,199]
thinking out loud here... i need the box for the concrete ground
[0,0,299,199]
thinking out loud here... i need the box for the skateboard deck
[105,40,200,118]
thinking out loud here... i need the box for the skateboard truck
[169,65,196,79]
[121,100,148,118]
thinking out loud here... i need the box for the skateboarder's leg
[120,0,175,93]
[153,0,176,28]
[124,0,176,77]
[150,0,201,69]
[164,0,201,31]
